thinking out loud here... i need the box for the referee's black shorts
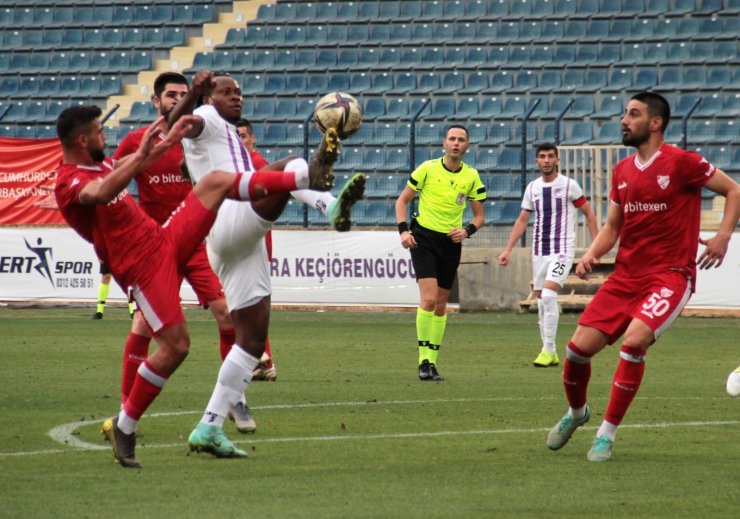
[409,221,461,290]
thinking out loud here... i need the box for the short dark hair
[631,91,671,132]
[535,142,559,157]
[444,124,468,139]
[56,105,101,148]
[235,119,252,131]
[153,71,188,98]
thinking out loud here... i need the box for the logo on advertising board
[0,236,95,290]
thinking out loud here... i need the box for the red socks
[219,327,236,361]
[604,345,646,426]
[563,341,592,410]
[123,361,167,421]
[121,332,150,405]
[233,171,299,200]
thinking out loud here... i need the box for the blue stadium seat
[582,69,608,92]
[593,122,622,145]
[417,73,440,94]
[488,122,512,145]
[603,69,633,92]
[476,148,499,171]
[592,96,623,120]
[381,98,409,120]
[695,94,724,118]
[531,46,554,66]
[455,98,480,119]
[563,97,595,119]
[363,98,386,120]
[388,72,416,95]
[485,71,514,94]
[558,69,585,93]
[562,122,593,145]
[510,70,538,93]
[541,20,565,41]
[479,97,503,119]
[629,69,658,91]
[304,74,329,95]
[500,97,527,119]
[722,94,740,118]
[358,48,380,68]
[460,71,488,94]
[509,46,533,66]
[438,72,464,94]
[415,122,445,145]
[366,72,393,95]
[427,99,456,120]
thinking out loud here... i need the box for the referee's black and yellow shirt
[407,157,487,234]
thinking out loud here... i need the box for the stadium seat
[427,99,456,120]
[563,97,594,119]
[438,72,464,94]
[510,70,538,93]
[695,94,724,118]
[363,98,386,120]
[558,70,585,93]
[455,97,480,119]
[388,73,416,95]
[479,97,503,119]
[460,71,489,94]
[582,69,608,92]
[603,69,633,92]
[484,71,514,94]
[593,122,622,145]
[488,122,512,145]
[722,94,740,118]
[629,69,658,91]
[500,97,527,120]
[365,72,392,95]
[592,96,623,120]
[415,123,444,145]
[417,73,440,94]
[562,122,593,145]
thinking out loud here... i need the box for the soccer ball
[314,92,363,139]
[726,367,740,397]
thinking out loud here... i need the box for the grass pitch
[0,307,737,518]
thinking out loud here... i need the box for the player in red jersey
[545,92,739,462]
[236,119,276,381]
[54,105,334,468]
[109,72,254,430]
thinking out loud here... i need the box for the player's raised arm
[168,70,216,138]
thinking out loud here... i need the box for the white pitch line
[8,395,734,459]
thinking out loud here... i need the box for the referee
[395,124,486,381]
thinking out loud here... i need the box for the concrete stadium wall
[458,248,532,312]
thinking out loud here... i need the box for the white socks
[287,158,310,190]
[290,189,336,217]
[200,346,259,427]
[540,288,559,354]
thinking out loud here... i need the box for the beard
[90,147,106,162]
[621,126,649,147]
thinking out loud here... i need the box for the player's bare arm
[579,200,600,242]
[80,117,195,205]
[168,70,216,138]
[498,210,531,266]
[395,186,417,249]
[697,169,740,269]
[576,202,623,279]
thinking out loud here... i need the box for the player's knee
[285,158,308,177]
[541,287,559,302]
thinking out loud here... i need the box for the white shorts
[532,253,574,291]
[206,200,273,312]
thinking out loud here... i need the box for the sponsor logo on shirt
[618,181,627,190]
[624,201,668,213]
[660,287,674,298]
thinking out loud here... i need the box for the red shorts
[579,269,692,344]
[179,242,225,308]
[132,192,216,334]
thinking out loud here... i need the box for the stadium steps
[104,0,264,124]
[518,256,616,313]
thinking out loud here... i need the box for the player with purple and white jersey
[498,143,598,367]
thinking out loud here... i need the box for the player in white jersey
[498,143,598,367]
[170,70,345,458]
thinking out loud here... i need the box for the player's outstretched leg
[546,406,590,450]
[188,423,248,458]
[328,173,366,232]
[101,416,141,468]
[309,128,340,191]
